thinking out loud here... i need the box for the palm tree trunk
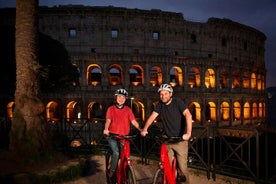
[10,0,51,159]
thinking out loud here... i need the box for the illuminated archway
[220,102,230,121]
[205,68,215,88]
[257,74,262,90]
[206,102,216,121]
[258,102,263,118]
[252,102,257,119]
[243,71,249,88]
[243,102,250,120]
[46,101,59,122]
[150,66,162,86]
[87,64,102,86]
[188,67,200,88]
[88,101,103,119]
[66,101,81,121]
[233,101,241,120]
[189,102,201,122]
[232,69,240,88]
[219,68,229,88]
[7,101,15,118]
[129,64,144,86]
[130,99,145,121]
[169,66,183,87]
[251,73,256,89]
[108,64,123,86]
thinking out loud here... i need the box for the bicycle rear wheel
[125,165,136,184]
[153,168,164,184]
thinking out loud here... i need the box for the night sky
[1,0,275,88]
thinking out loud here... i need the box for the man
[103,88,141,178]
[141,83,193,183]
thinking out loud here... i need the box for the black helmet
[114,88,128,98]
[158,83,173,93]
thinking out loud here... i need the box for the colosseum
[2,5,267,127]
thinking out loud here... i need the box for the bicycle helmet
[114,88,128,98]
[158,83,173,93]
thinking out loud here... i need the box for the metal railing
[1,118,275,183]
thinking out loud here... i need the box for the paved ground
[61,155,254,184]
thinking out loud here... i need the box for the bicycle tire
[105,150,112,184]
[153,168,164,184]
[126,165,137,184]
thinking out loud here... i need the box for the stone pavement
[62,155,254,184]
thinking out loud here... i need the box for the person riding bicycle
[103,88,142,179]
[141,83,193,183]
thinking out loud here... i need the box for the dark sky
[1,0,275,88]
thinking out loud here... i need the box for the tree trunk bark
[10,0,51,159]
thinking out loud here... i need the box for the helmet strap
[115,103,124,109]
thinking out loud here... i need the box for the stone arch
[108,64,123,86]
[205,68,215,88]
[87,64,102,86]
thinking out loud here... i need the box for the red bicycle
[153,136,184,184]
[105,133,137,184]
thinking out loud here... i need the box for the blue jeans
[107,137,124,172]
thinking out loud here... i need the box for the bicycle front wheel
[125,165,136,184]
[153,168,164,184]
[105,150,113,184]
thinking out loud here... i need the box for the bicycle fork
[116,140,131,184]
[160,144,177,184]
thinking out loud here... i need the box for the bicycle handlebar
[107,133,137,140]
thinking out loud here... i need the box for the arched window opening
[233,102,241,120]
[169,66,183,87]
[252,102,257,119]
[129,65,144,86]
[232,69,240,88]
[88,102,103,119]
[219,68,229,88]
[258,102,263,118]
[243,71,249,88]
[206,102,216,121]
[46,101,59,122]
[128,99,145,122]
[188,67,200,88]
[86,64,102,86]
[220,102,230,121]
[7,101,14,119]
[72,64,80,86]
[205,68,215,88]
[91,68,101,86]
[251,73,256,89]
[108,65,122,86]
[261,75,265,90]
[257,74,262,90]
[243,102,250,120]
[150,66,162,86]
[189,102,201,122]
[66,101,81,122]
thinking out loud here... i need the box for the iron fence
[1,118,275,183]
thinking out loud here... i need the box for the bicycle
[105,133,137,184]
[153,136,184,184]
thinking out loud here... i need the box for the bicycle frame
[116,138,131,183]
[106,134,136,184]
[154,136,183,184]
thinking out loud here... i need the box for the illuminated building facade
[2,5,267,126]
